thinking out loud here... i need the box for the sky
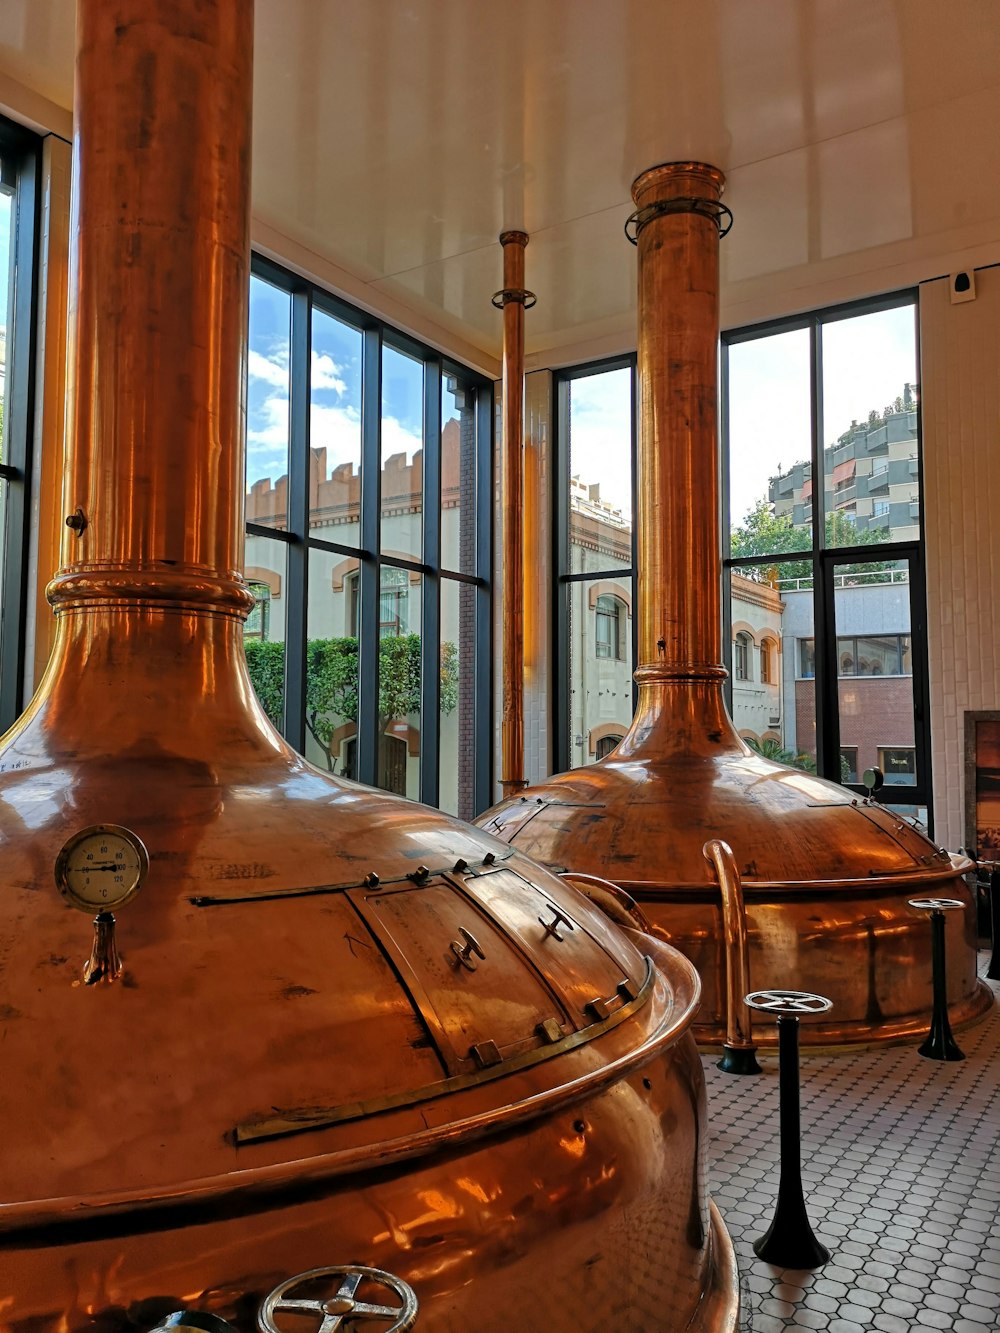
[727,303,918,526]
[565,303,917,531]
[247,275,444,494]
[248,272,917,533]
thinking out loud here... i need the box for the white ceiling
[1,0,999,374]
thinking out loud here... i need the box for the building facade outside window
[595,733,623,760]
[0,118,40,732]
[241,258,493,819]
[723,293,931,822]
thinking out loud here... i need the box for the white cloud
[310,401,363,474]
[247,391,290,448]
[248,346,289,387]
[381,415,422,466]
[311,350,347,395]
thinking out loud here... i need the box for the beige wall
[921,264,1000,849]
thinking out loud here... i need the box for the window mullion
[357,326,382,789]
[420,358,442,805]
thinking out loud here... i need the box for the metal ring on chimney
[624,197,733,245]
[491,287,537,309]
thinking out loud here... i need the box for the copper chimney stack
[479,161,991,1050]
[0,8,739,1328]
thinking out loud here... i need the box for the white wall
[921,264,1000,849]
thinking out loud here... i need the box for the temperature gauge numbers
[55,825,149,912]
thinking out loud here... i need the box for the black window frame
[722,290,933,825]
[245,254,494,817]
[0,117,41,732]
[553,353,638,772]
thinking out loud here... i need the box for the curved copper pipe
[702,839,757,1063]
[559,870,653,934]
[499,230,529,798]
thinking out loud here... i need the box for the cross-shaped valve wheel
[744,989,833,1016]
[907,897,965,913]
[258,1266,418,1333]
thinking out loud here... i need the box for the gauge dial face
[55,825,149,912]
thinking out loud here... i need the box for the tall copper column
[0,14,738,1329]
[57,0,253,623]
[625,163,731,761]
[497,230,531,798]
[478,162,990,1049]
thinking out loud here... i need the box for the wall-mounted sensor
[950,270,977,304]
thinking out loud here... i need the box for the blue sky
[246,275,428,493]
[567,304,917,530]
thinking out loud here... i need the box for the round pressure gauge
[55,824,149,913]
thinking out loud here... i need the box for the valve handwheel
[745,989,833,1016]
[258,1266,419,1333]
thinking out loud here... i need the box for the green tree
[244,634,459,773]
[745,735,818,774]
[730,497,892,587]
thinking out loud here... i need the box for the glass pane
[822,304,919,548]
[566,576,634,769]
[832,557,915,787]
[568,368,633,574]
[381,344,424,561]
[730,563,815,770]
[304,548,360,777]
[728,328,813,554]
[441,376,477,575]
[377,570,421,800]
[246,276,291,530]
[439,577,477,819]
[311,307,363,549]
[242,537,288,733]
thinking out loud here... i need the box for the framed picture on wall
[964,710,1000,858]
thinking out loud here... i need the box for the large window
[242,258,493,818]
[0,119,39,732]
[555,359,636,769]
[724,294,930,820]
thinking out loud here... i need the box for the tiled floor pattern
[704,961,1000,1332]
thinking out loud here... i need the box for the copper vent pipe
[618,162,736,761]
[496,230,533,798]
[55,0,254,623]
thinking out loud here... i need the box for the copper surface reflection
[0,5,737,1330]
[477,162,990,1049]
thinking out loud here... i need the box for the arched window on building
[595,594,626,660]
[734,632,751,681]
[596,733,623,760]
[379,567,409,638]
[760,638,778,684]
[245,581,272,640]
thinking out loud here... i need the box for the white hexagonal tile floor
[705,954,1000,1332]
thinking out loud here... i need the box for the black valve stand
[745,989,833,1270]
[908,898,966,1061]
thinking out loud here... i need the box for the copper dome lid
[0,5,738,1328]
